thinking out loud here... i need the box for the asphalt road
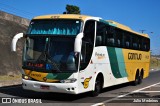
[0,70,160,106]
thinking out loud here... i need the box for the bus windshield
[23,36,78,73]
[27,19,82,36]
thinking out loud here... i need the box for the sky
[0,0,160,55]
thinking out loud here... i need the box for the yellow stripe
[33,14,91,21]
[24,70,59,82]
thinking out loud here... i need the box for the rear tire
[138,72,143,84]
[91,76,102,97]
[133,72,139,86]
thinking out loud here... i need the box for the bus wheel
[91,76,102,97]
[138,71,143,84]
[133,72,139,86]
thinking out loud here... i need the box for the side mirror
[74,33,83,52]
[11,33,24,51]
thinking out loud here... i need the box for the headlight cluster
[60,78,77,83]
[22,74,32,80]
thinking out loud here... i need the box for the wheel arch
[92,72,104,91]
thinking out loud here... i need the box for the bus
[11,14,150,96]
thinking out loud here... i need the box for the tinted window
[106,26,115,47]
[142,38,150,51]
[94,20,150,52]
[27,19,82,36]
[83,20,95,45]
[96,22,106,46]
[115,29,123,48]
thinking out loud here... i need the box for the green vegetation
[65,4,81,14]
[150,57,160,70]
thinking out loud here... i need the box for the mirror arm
[11,33,24,52]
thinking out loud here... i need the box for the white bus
[11,14,150,96]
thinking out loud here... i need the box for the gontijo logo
[128,53,142,60]
[30,73,41,77]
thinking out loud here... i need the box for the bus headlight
[60,78,77,83]
[22,74,32,80]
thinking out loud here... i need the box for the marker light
[24,75,29,80]
[22,74,31,80]
[60,78,77,83]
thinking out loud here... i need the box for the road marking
[91,103,105,106]
[106,82,160,102]
[152,85,160,87]
[92,82,160,106]
[134,91,160,93]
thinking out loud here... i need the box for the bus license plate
[40,85,50,90]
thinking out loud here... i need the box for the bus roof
[106,20,149,38]
[33,14,92,21]
[33,14,149,38]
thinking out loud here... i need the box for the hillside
[0,11,29,75]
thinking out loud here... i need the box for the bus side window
[96,22,106,46]
[106,26,115,47]
[142,38,146,51]
[146,39,150,51]
[133,43,137,49]
[83,20,95,45]
[142,38,150,51]
[126,41,130,48]
[108,37,115,46]
[138,37,142,50]
[132,35,139,50]
[115,28,123,48]
[123,32,131,49]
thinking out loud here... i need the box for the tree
[65,4,81,14]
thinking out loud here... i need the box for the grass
[150,57,160,70]
[0,74,21,81]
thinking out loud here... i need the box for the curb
[0,80,22,87]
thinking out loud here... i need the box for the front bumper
[22,79,78,94]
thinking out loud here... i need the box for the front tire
[91,76,102,97]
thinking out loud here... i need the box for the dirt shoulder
[0,74,22,87]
